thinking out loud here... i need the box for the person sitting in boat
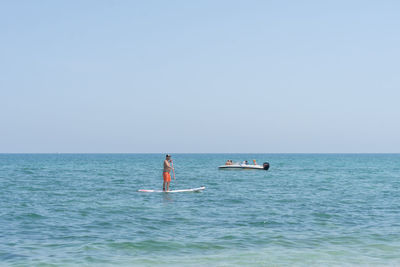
[225,160,230,165]
[253,159,257,165]
[242,160,248,165]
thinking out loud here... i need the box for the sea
[1,153,400,266]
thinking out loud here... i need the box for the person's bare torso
[163,160,171,172]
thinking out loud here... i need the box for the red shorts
[163,172,171,182]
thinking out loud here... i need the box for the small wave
[0,252,28,262]
[108,240,181,251]
[17,212,46,220]
[21,169,34,174]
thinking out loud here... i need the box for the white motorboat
[218,162,270,170]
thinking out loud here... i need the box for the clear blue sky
[1,0,399,153]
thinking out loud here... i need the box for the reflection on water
[162,192,174,203]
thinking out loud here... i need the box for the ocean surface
[1,154,400,266]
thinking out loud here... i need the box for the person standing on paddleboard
[163,154,174,191]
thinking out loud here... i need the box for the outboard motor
[263,162,270,170]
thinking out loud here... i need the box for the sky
[1,0,399,153]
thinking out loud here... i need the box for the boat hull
[218,164,267,170]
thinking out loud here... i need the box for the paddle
[171,159,176,180]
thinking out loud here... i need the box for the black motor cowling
[263,162,270,170]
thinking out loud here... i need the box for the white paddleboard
[138,186,205,193]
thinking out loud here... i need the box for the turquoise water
[1,154,400,266]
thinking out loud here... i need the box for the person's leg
[165,173,171,191]
[163,172,168,191]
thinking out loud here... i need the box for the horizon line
[1,152,399,154]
